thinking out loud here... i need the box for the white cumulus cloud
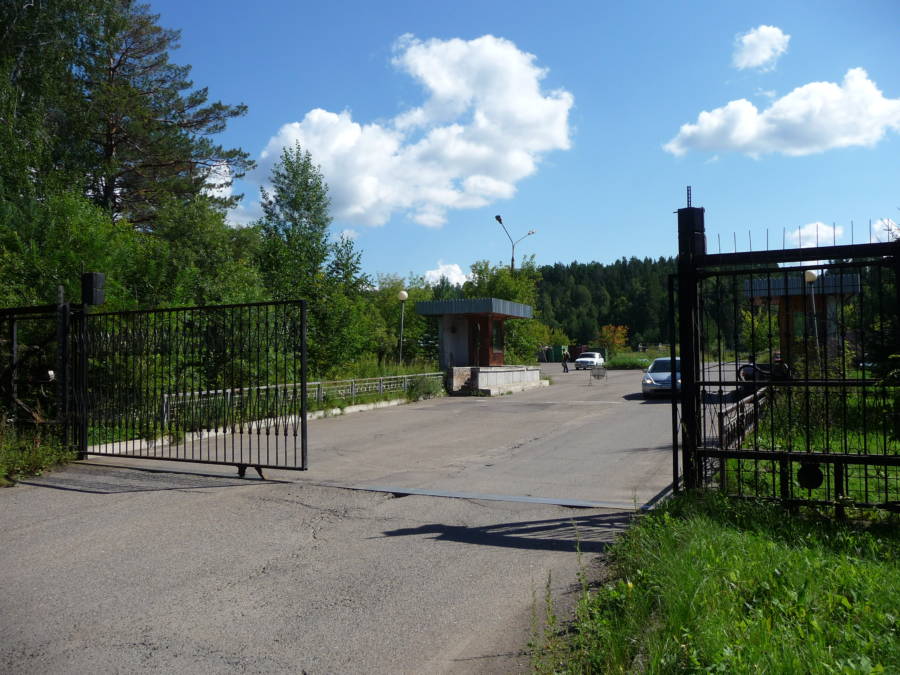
[733,25,790,71]
[252,35,573,228]
[338,228,359,241]
[664,68,900,157]
[786,222,844,248]
[873,218,899,242]
[424,261,468,285]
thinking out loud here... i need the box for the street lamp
[494,215,536,271]
[804,269,822,372]
[397,289,408,365]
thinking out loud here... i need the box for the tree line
[536,257,677,348]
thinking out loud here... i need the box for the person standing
[562,349,570,373]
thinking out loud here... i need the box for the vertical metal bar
[301,300,308,470]
[55,305,71,453]
[8,318,17,414]
[77,305,88,458]
[715,273,726,490]
[668,274,681,492]
[732,274,742,497]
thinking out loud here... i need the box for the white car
[574,351,605,370]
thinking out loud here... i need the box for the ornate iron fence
[672,203,900,513]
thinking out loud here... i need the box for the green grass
[606,356,652,370]
[0,424,75,486]
[605,348,674,370]
[327,357,440,379]
[731,389,900,507]
[533,492,899,673]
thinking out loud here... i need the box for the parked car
[641,357,681,397]
[574,351,605,370]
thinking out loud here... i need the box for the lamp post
[397,290,408,365]
[804,269,822,372]
[494,215,535,271]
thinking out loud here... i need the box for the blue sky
[150,0,900,282]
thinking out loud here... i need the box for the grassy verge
[0,424,75,486]
[606,356,652,370]
[533,492,899,673]
[606,348,675,370]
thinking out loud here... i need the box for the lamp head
[803,270,818,284]
[495,215,503,224]
[397,290,409,302]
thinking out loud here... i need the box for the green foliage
[0,424,75,487]
[0,0,251,224]
[597,324,628,358]
[406,375,445,401]
[461,257,550,364]
[464,256,540,306]
[0,192,143,307]
[537,257,676,345]
[534,492,899,673]
[257,142,331,301]
[739,304,780,357]
[606,356,652,369]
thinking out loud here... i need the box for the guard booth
[415,298,544,395]
[744,273,860,354]
[415,298,532,368]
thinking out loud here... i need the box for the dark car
[641,357,681,397]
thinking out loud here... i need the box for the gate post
[677,204,706,489]
[55,293,75,455]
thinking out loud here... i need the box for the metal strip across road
[316,482,674,511]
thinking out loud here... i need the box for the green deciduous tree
[255,142,373,376]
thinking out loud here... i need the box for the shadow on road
[17,462,288,494]
[621,392,674,405]
[382,511,632,554]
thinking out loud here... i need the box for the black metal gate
[2,299,308,472]
[672,204,900,512]
[1,301,74,450]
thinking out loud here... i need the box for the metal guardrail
[162,372,444,427]
[716,387,770,451]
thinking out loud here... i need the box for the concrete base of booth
[448,366,548,396]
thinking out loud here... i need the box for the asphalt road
[1,365,675,673]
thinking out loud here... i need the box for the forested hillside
[536,257,676,346]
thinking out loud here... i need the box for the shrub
[406,376,444,401]
[0,423,75,486]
